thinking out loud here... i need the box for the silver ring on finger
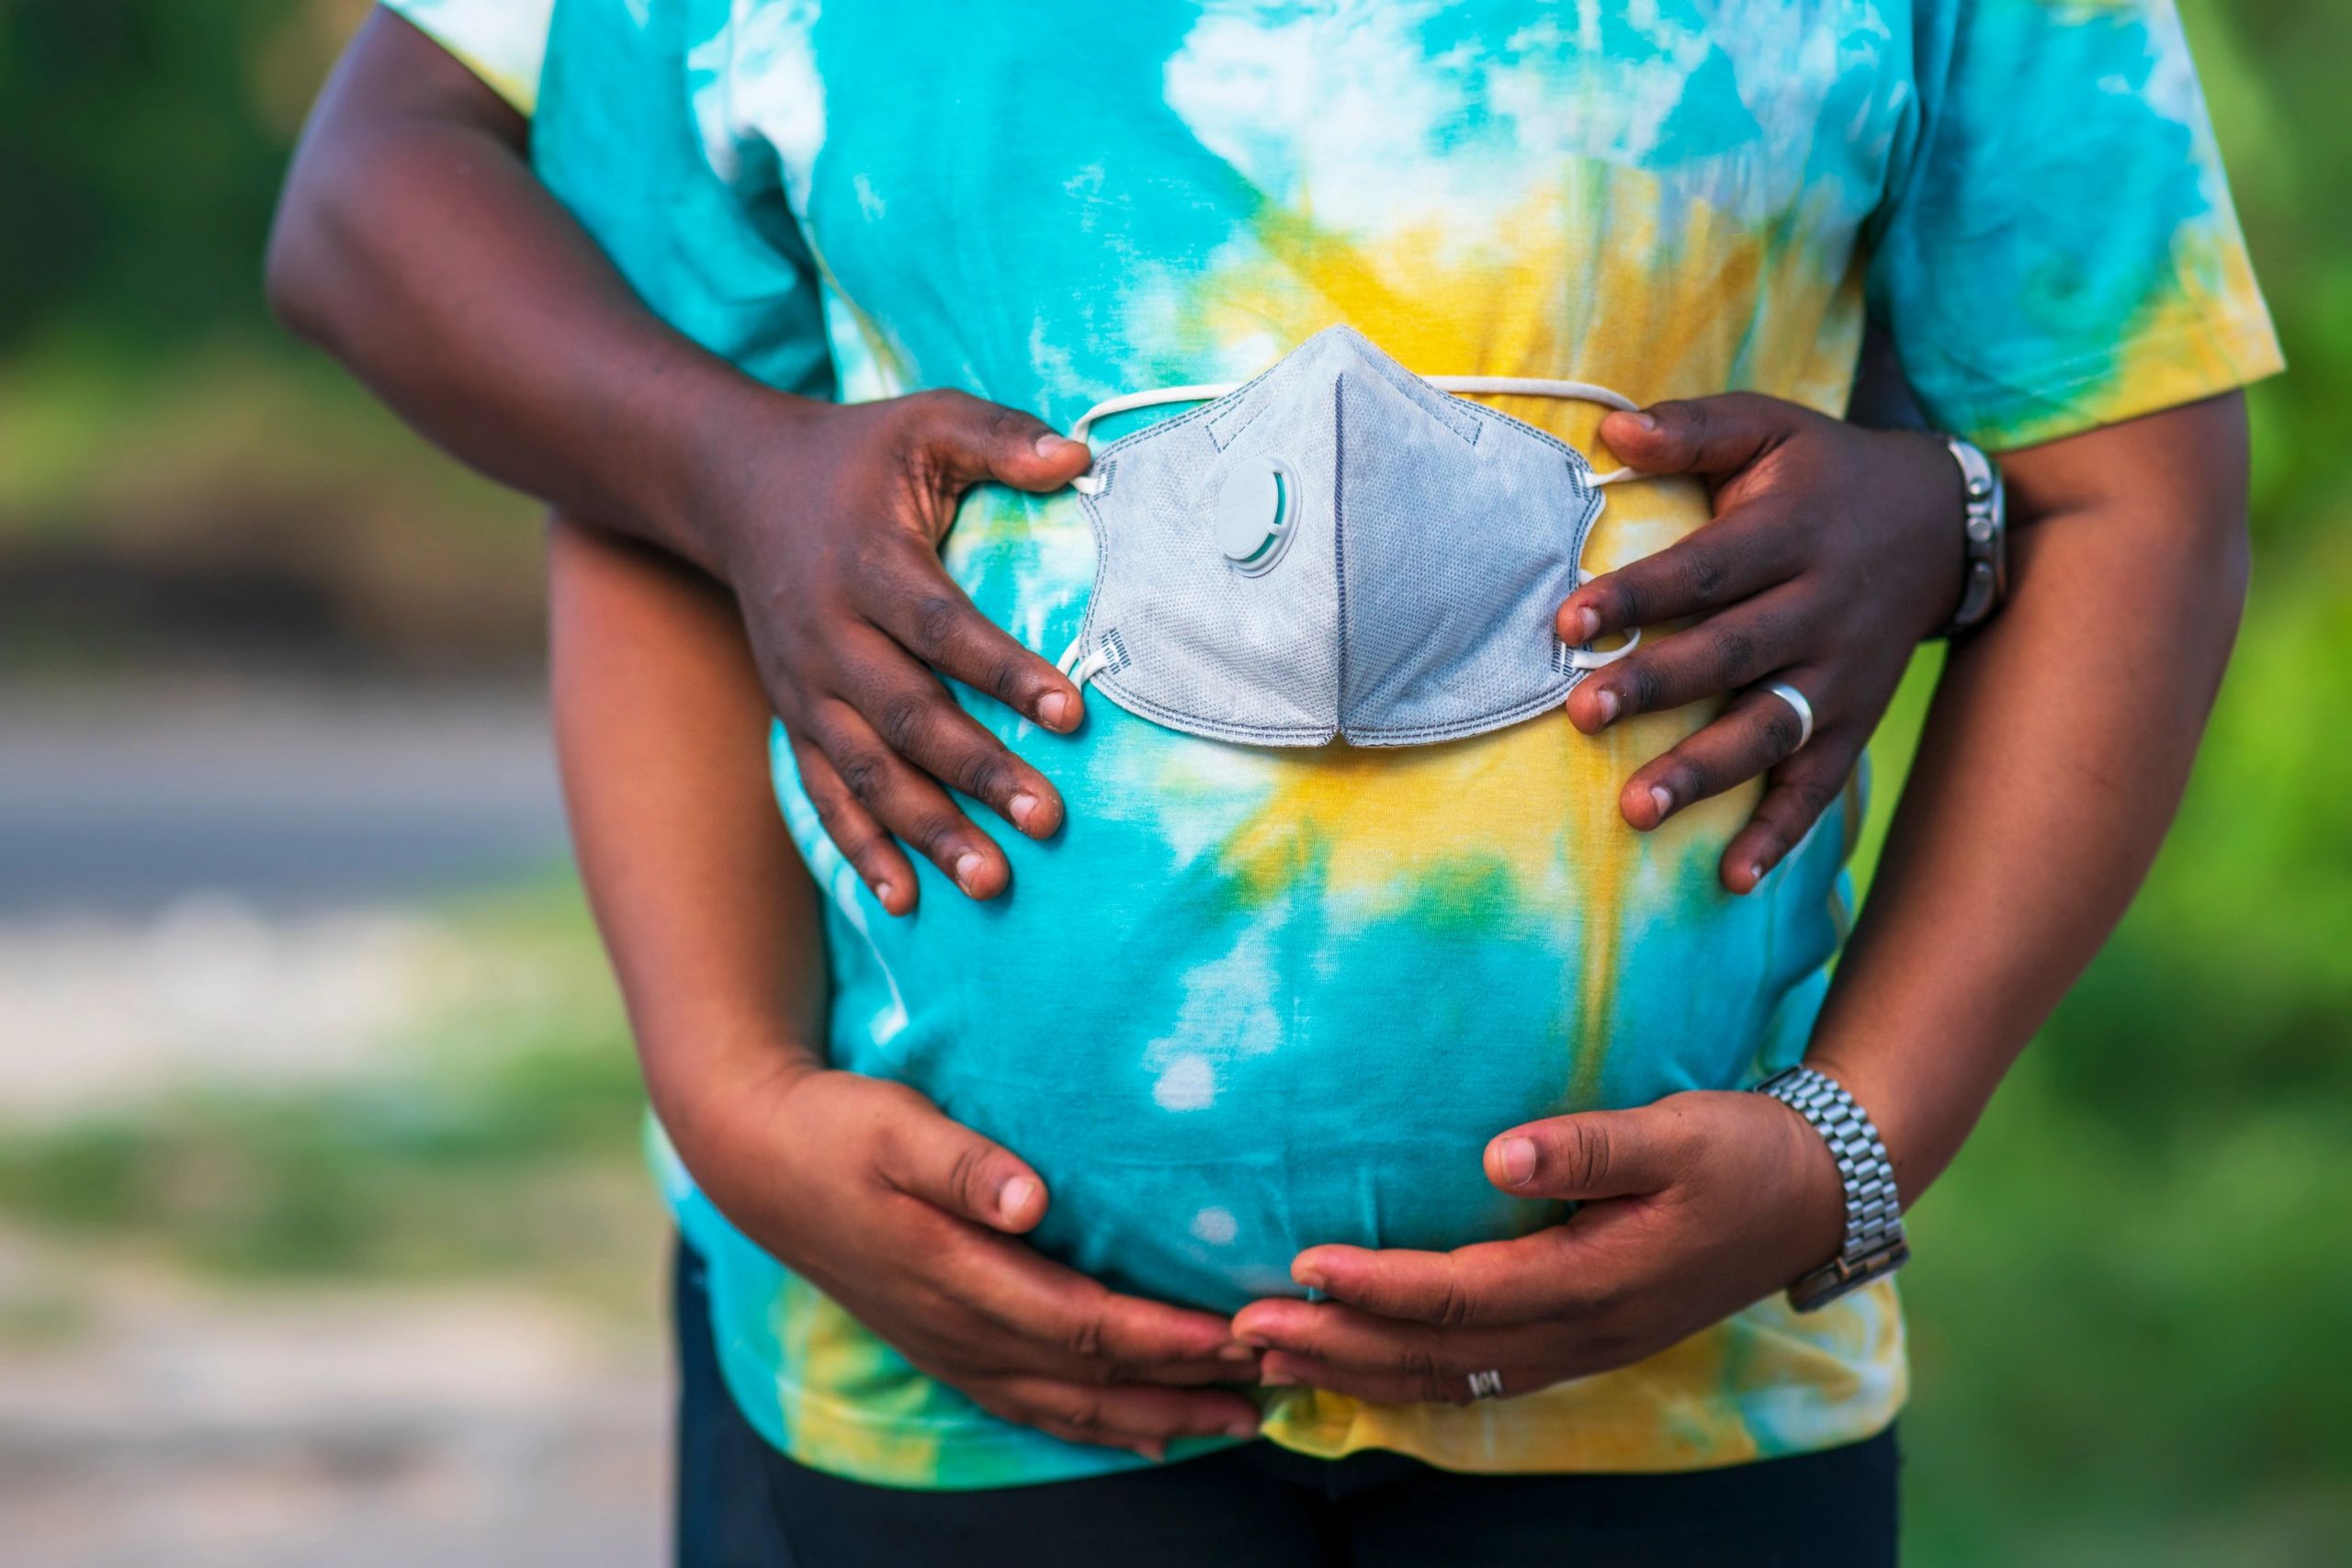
[1466,1369,1505,1401]
[1759,680,1815,752]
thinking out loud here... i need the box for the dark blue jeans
[673,1240,1899,1566]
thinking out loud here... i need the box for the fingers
[832,620,1067,841]
[1484,1104,1695,1201]
[1556,502,1801,652]
[789,733,921,916]
[1614,673,1819,831]
[909,388,1095,494]
[870,1094,1048,1233]
[967,1375,1261,1461]
[855,538,1085,735]
[1565,579,1812,735]
[1231,1299,1553,1406]
[949,1241,1261,1386]
[1595,392,1808,481]
[1288,1231,1598,1329]
[801,696,1012,898]
[1718,733,1864,895]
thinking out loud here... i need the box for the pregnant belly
[811,705,1844,1314]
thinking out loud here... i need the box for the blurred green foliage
[0,0,2346,1562]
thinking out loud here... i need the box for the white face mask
[1056,326,1640,749]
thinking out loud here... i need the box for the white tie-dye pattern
[696,0,825,212]
[1141,920,1289,1113]
[1166,1,1892,251]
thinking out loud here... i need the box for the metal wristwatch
[1756,1066,1909,1312]
[1935,433,2007,637]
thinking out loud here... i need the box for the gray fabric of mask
[1061,325,1628,748]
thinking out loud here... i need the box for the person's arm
[271,12,1093,908]
[548,513,1261,1457]
[1229,394,2250,1400]
[274,15,1984,901]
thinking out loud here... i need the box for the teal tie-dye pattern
[386,0,2278,1487]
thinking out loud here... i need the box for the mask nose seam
[1330,374,1352,739]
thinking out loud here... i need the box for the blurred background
[0,2,2345,1563]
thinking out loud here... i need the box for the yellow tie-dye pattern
[1157,181,1884,1468]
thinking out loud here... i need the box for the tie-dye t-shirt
[391,0,2278,1489]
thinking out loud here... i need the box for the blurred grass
[1,0,2346,1560]
[0,884,659,1315]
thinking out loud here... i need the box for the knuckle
[1566,1122,1613,1190]
[1433,1275,1477,1329]
[986,655,1029,705]
[956,750,1016,806]
[1676,548,1726,606]
[1396,1343,1446,1386]
[910,594,966,660]
[836,749,894,806]
[877,688,942,754]
[944,1138,996,1212]
[914,813,968,861]
[1708,624,1758,681]
[1755,704,1802,758]
[1600,577,1644,628]
[1625,659,1667,715]
[1062,1310,1108,1363]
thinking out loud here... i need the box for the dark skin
[266,13,2016,1453]
[267,11,1968,910]
[549,518,1260,1456]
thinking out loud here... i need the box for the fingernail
[1224,1419,1260,1439]
[1260,1370,1296,1388]
[1009,791,1040,831]
[1567,605,1600,643]
[1035,432,1085,460]
[996,1176,1036,1223]
[1649,784,1674,821]
[1496,1136,1538,1186]
[1237,1334,1271,1350]
[1747,860,1768,886]
[1217,1343,1260,1365]
[1037,690,1073,729]
[872,878,898,906]
[1627,410,1659,432]
[1591,687,1620,727]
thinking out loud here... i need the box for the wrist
[1755,1065,1910,1310]
[639,1010,825,1161]
[667,375,831,586]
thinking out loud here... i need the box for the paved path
[0,680,570,917]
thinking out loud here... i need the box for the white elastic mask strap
[1564,567,1642,671]
[1068,384,1238,494]
[1057,634,1112,691]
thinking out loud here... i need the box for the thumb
[874,1093,1049,1234]
[1597,393,1803,480]
[1485,1106,1691,1201]
[915,389,1094,494]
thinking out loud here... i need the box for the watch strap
[1936,433,2006,638]
[1756,1066,1909,1312]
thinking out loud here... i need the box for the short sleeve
[530,0,835,400]
[1867,1,2283,451]
[381,0,553,115]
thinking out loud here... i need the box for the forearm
[1804,394,2252,1202]
[547,513,826,1138]
[267,13,779,575]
